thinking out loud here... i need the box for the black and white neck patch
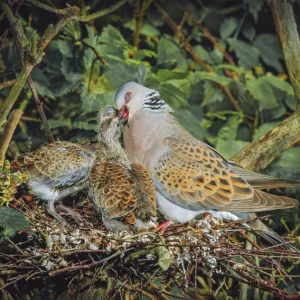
[142,91,168,112]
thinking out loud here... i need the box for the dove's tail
[247,216,299,253]
[230,165,300,188]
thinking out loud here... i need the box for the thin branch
[186,11,236,66]
[0,109,23,165]
[154,1,252,130]
[271,0,300,111]
[0,79,16,90]
[82,40,108,67]
[26,0,79,15]
[82,0,128,22]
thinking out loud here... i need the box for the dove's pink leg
[153,220,171,234]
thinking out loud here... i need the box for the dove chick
[17,141,95,228]
[88,106,157,232]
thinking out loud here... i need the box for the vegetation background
[1,0,300,298]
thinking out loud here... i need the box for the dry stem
[0,109,23,165]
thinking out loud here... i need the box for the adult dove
[114,82,299,248]
[88,106,157,232]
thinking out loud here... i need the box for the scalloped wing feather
[154,137,298,212]
[89,162,137,220]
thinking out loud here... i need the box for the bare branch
[0,110,23,165]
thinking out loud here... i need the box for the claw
[153,220,171,234]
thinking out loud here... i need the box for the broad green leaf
[191,71,232,85]
[46,119,72,129]
[246,77,278,111]
[174,105,206,140]
[220,17,238,40]
[218,114,243,140]
[166,79,191,99]
[73,121,98,131]
[254,34,283,73]
[285,95,297,111]
[157,69,188,82]
[261,76,294,95]
[253,122,280,140]
[227,38,260,69]
[242,21,256,41]
[216,139,249,160]
[157,37,189,71]
[159,82,188,108]
[81,92,115,112]
[98,25,130,49]
[202,81,224,106]
[57,40,73,58]
[194,45,214,65]
[0,207,30,239]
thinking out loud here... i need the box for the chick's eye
[124,92,132,104]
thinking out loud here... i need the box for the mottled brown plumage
[88,106,157,232]
[18,141,95,228]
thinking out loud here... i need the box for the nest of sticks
[1,196,300,300]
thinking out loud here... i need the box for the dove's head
[97,106,120,142]
[114,82,173,122]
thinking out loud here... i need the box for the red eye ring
[124,92,132,104]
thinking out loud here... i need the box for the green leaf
[46,119,72,129]
[246,77,278,111]
[173,105,206,141]
[157,37,189,71]
[215,64,247,74]
[159,82,188,108]
[246,0,264,23]
[134,49,157,61]
[81,92,115,113]
[220,17,238,40]
[157,69,188,82]
[190,71,232,85]
[57,40,73,58]
[194,45,214,64]
[216,139,249,160]
[267,148,300,179]
[260,76,294,95]
[227,38,260,69]
[217,115,243,140]
[285,95,297,111]
[124,20,160,36]
[254,34,283,73]
[253,122,280,140]
[98,25,130,49]
[242,21,256,41]
[62,20,82,40]
[0,207,30,239]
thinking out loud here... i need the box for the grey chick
[88,106,157,233]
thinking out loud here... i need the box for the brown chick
[88,106,157,232]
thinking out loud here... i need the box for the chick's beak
[118,105,129,123]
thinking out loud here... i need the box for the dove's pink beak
[118,105,129,121]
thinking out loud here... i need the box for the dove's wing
[153,137,298,212]
[20,141,95,190]
[131,163,157,220]
[89,162,137,221]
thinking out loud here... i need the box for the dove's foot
[153,220,171,234]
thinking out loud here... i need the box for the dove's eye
[124,92,132,104]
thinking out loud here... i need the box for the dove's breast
[123,111,175,170]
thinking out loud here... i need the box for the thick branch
[231,110,300,170]
[271,0,300,111]
[0,110,23,165]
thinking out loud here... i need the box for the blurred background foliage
[1,0,300,228]
[1,0,300,297]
